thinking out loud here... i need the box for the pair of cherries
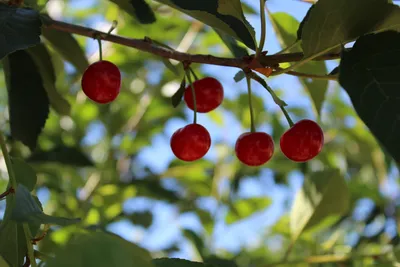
[170,77,324,165]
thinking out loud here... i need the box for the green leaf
[0,220,28,267]
[290,169,350,241]
[0,3,42,60]
[0,192,40,266]
[338,31,400,162]
[41,24,89,74]
[47,231,155,267]
[270,12,328,116]
[161,58,180,76]
[171,76,186,108]
[214,28,248,58]
[153,0,256,50]
[3,50,50,150]
[300,0,400,57]
[204,256,238,267]
[233,71,246,82]
[108,0,156,24]
[27,43,71,115]
[11,184,81,226]
[27,146,94,167]
[226,197,271,224]
[12,158,37,192]
[153,258,214,267]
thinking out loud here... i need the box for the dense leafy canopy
[0,0,399,266]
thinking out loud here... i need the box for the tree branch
[42,17,341,69]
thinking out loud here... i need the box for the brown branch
[42,17,342,70]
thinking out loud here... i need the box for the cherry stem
[281,107,294,128]
[189,67,199,81]
[97,38,103,61]
[256,0,267,58]
[186,70,197,124]
[246,75,256,133]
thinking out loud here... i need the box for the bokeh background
[1,0,399,265]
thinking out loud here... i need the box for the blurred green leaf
[0,3,41,60]
[270,12,328,116]
[28,146,94,167]
[0,256,9,267]
[47,231,155,267]
[27,43,71,115]
[41,25,89,74]
[12,158,37,192]
[3,50,50,150]
[153,0,256,50]
[109,0,156,24]
[226,197,271,224]
[290,169,350,241]
[11,184,81,226]
[128,211,153,228]
[183,229,206,258]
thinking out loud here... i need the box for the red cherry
[235,132,274,166]
[184,77,224,113]
[170,123,211,161]
[81,60,121,104]
[280,119,324,162]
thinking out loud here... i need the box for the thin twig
[42,17,342,69]
[283,70,338,80]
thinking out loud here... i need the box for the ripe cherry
[81,60,121,104]
[235,132,274,166]
[280,119,324,162]
[170,123,211,162]
[184,77,224,113]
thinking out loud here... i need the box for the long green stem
[186,70,197,124]
[23,224,37,267]
[246,76,256,133]
[272,46,339,76]
[249,72,294,127]
[256,0,267,58]
[0,132,16,189]
[189,68,199,81]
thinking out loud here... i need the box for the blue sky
[33,0,396,260]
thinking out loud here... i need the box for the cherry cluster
[80,58,323,167]
[169,76,324,166]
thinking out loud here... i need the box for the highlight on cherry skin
[235,132,275,167]
[184,77,224,113]
[81,60,121,104]
[280,119,324,162]
[170,123,211,162]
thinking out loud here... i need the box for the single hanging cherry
[81,60,121,104]
[235,132,274,166]
[170,123,211,162]
[280,119,324,162]
[184,77,224,113]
